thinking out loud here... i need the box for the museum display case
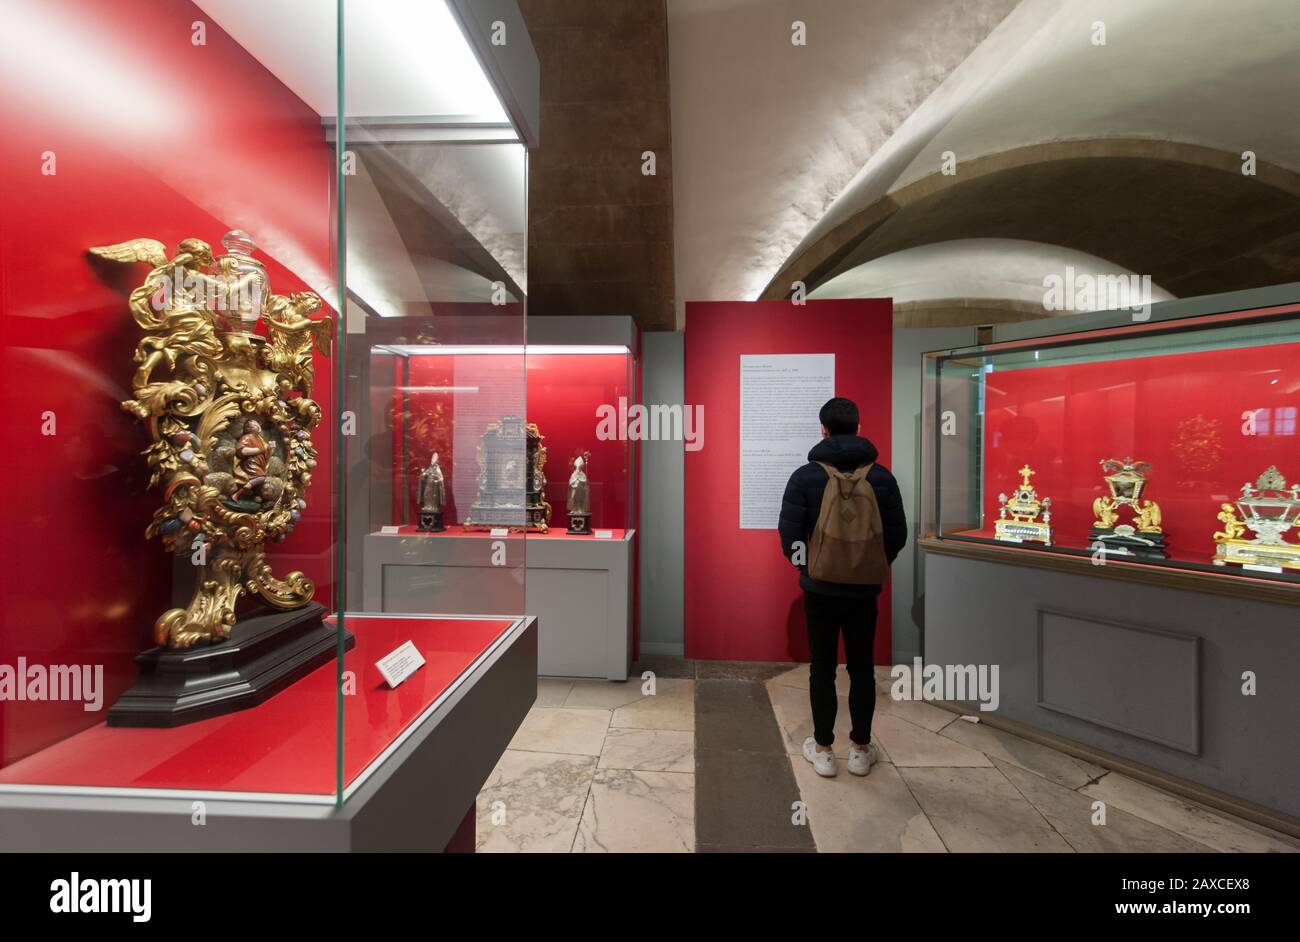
[361,318,639,678]
[921,303,1300,591]
[0,0,539,834]
[369,334,638,539]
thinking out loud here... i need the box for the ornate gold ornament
[1213,466,1300,572]
[91,231,333,649]
[994,464,1052,545]
[1090,456,1167,558]
[1092,457,1162,531]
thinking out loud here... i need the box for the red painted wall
[978,341,1300,562]
[0,0,334,766]
[684,300,894,663]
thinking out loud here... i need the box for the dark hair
[819,397,859,436]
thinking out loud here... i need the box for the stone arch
[761,139,1300,303]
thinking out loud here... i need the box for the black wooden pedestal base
[1089,527,1168,560]
[107,602,354,728]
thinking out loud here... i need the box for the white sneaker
[802,736,838,778]
[848,742,878,777]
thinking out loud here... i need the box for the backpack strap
[816,461,874,487]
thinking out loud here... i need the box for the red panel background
[977,341,1300,563]
[0,0,334,766]
[684,300,894,663]
[393,353,632,529]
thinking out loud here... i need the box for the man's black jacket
[778,434,908,598]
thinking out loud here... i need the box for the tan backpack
[806,462,889,585]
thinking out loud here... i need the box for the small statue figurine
[1091,495,1120,531]
[417,452,446,532]
[1213,503,1247,543]
[232,418,272,502]
[567,453,592,535]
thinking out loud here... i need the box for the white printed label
[594,530,614,540]
[490,527,510,537]
[380,525,400,535]
[1244,563,1284,574]
[376,640,426,688]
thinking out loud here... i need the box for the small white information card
[376,640,426,689]
[379,525,400,535]
[490,527,510,537]
[594,530,614,540]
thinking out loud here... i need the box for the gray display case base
[365,531,633,680]
[0,616,537,852]
[923,548,1300,819]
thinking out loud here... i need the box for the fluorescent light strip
[373,344,629,356]
[396,386,481,393]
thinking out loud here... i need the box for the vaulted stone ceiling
[668,0,1023,328]
[762,0,1300,320]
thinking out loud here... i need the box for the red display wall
[976,340,1300,563]
[0,0,335,766]
[392,352,633,530]
[684,300,894,663]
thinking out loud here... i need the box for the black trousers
[803,591,878,747]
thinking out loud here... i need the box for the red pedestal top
[0,615,517,797]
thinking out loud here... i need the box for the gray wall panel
[639,332,686,655]
[1038,610,1200,754]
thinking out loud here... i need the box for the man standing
[778,397,907,777]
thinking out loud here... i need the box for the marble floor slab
[790,756,947,853]
[871,713,993,768]
[609,678,695,731]
[1082,772,1300,853]
[562,678,655,710]
[509,706,612,757]
[873,689,962,732]
[941,716,1108,789]
[573,769,695,853]
[535,678,574,707]
[899,766,1074,853]
[598,727,694,774]
[995,759,1212,853]
[475,750,597,853]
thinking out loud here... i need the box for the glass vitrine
[0,0,534,810]
[922,303,1300,586]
